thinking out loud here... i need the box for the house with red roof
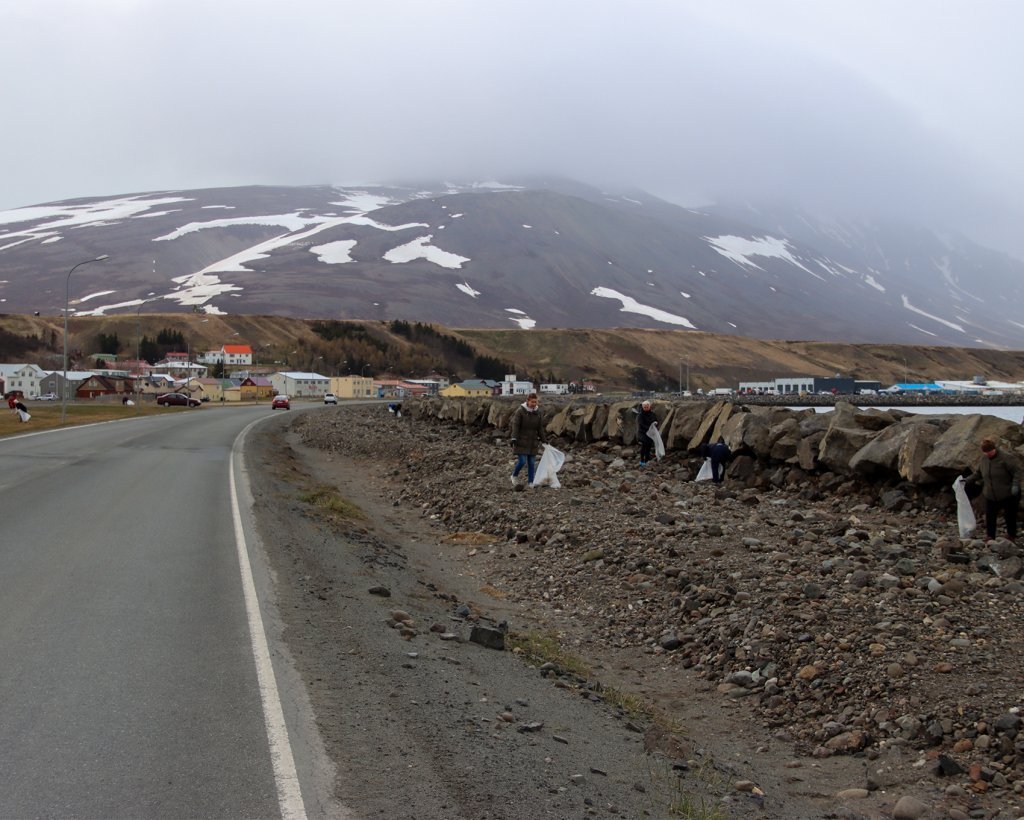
[199,344,253,366]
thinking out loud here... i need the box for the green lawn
[1,401,206,436]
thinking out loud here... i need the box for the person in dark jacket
[509,393,546,487]
[635,400,657,466]
[966,438,1021,541]
[708,437,732,483]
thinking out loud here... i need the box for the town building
[0,363,46,398]
[440,380,501,398]
[332,376,374,399]
[500,374,534,396]
[270,371,331,398]
[198,343,254,366]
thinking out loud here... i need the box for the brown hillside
[3,314,1023,389]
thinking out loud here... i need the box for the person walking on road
[635,400,657,466]
[966,438,1020,542]
[510,393,545,487]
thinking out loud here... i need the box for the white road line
[230,454,307,820]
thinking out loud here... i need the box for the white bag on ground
[17,409,30,422]
[952,476,976,538]
[647,423,665,460]
[695,457,713,482]
[532,444,566,488]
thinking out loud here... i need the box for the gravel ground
[254,403,1024,819]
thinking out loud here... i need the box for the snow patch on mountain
[0,195,191,232]
[153,213,325,241]
[705,235,820,279]
[330,192,395,212]
[505,308,536,329]
[456,282,480,297]
[590,287,696,328]
[311,240,357,264]
[384,236,469,269]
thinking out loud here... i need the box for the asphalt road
[0,407,326,819]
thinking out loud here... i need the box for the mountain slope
[0,180,1021,349]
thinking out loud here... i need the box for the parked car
[271,395,290,410]
[36,392,58,401]
[323,393,337,405]
[156,392,201,407]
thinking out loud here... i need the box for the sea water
[804,405,1024,423]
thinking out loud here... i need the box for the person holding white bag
[635,400,657,466]
[509,393,546,488]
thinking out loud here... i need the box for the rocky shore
[293,399,1024,818]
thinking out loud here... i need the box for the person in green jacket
[509,393,545,487]
[967,438,1021,541]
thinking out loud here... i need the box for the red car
[156,392,201,407]
[271,395,290,410]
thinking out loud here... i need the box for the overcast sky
[2,0,1022,257]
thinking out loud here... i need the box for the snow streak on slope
[590,287,696,328]
[900,295,965,333]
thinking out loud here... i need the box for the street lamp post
[62,254,109,424]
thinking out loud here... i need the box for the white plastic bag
[695,457,713,482]
[952,476,976,538]
[647,423,665,461]
[17,409,30,422]
[532,444,566,488]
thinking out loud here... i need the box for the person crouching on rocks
[635,400,656,466]
[510,392,545,487]
[965,438,1020,542]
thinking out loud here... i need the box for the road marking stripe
[230,456,307,820]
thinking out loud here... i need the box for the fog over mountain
[1,180,1021,350]
[1,1,1022,260]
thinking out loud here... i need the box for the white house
[539,383,569,394]
[199,343,253,366]
[500,374,534,396]
[270,371,331,398]
[0,363,46,397]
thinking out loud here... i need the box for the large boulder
[688,400,733,451]
[852,408,899,432]
[849,422,914,476]
[607,401,642,444]
[817,426,877,473]
[898,420,947,484]
[768,418,802,462]
[487,400,517,432]
[798,411,832,436]
[797,430,825,470]
[585,403,610,442]
[663,402,708,451]
[922,414,1024,480]
[722,410,772,458]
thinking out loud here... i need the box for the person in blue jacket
[708,437,732,483]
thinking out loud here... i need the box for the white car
[323,393,338,405]
[36,392,58,401]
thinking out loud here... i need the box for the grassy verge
[0,401,183,436]
[298,484,365,524]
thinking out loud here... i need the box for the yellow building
[440,380,497,398]
[332,376,375,399]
